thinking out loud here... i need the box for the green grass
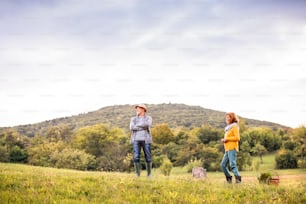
[1,163,305,204]
[254,153,277,171]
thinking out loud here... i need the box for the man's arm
[130,117,146,131]
[137,116,152,129]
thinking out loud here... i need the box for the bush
[298,158,306,169]
[28,142,64,167]
[184,158,203,173]
[51,148,96,170]
[0,146,9,162]
[152,154,164,168]
[159,157,173,176]
[258,172,272,184]
[95,144,130,172]
[9,145,28,163]
[283,140,299,151]
[275,150,298,169]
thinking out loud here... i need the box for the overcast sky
[0,0,305,128]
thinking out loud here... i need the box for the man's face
[136,107,145,115]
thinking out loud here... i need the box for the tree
[290,126,306,168]
[0,130,29,163]
[259,129,281,152]
[72,124,129,171]
[196,125,223,144]
[241,127,281,152]
[9,145,28,163]
[237,141,252,170]
[96,143,130,172]
[0,146,9,162]
[239,118,247,133]
[161,142,181,164]
[45,125,73,142]
[2,130,23,149]
[275,149,298,169]
[198,146,221,171]
[28,142,65,167]
[174,128,190,145]
[151,124,175,145]
[50,148,96,170]
[251,143,267,164]
[283,140,299,151]
[72,124,122,157]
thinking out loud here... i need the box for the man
[130,104,153,177]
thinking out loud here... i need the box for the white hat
[135,104,147,112]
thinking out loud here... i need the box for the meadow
[1,159,305,204]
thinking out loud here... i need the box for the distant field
[0,162,305,204]
[253,153,277,171]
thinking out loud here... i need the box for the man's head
[135,104,147,116]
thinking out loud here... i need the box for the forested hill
[1,103,288,137]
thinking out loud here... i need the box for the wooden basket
[269,173,280,185]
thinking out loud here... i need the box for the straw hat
[135,104,147,112]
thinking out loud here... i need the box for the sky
[0,0,305,128]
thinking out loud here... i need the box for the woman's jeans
[220,149,240,177]
[133,140,151,163]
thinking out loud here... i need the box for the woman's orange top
[224,124,240,152]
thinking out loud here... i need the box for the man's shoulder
[145,115,152,119]
[130,115,152,120]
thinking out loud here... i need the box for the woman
[220,112,241,183]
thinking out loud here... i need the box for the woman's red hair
[225,112,239,124]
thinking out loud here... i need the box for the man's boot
[226,176,232,183]
[235,175,242,183]
[134,162,140,177]
[146,162,152,177]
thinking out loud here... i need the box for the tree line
[0,122,305,171]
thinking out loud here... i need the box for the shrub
[159,157,173,176]
[184,158,203,173]
[298,158,306,168]
[0,145,9,162]
[275,150,298,169]
[9,145,28,163]
[51,148,96,170]
[258,172,272,184]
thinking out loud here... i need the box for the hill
[0,103,288,137]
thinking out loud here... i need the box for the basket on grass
[258,172,280,185]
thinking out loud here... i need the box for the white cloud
[0,0,305,127]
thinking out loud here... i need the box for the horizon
[0,0,305,128]
[0,103,295,128]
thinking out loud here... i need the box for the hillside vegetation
[0,103,304,173]
[0,103,288,137]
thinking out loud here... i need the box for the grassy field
[1,162,305,204]
[253,153,277,171]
